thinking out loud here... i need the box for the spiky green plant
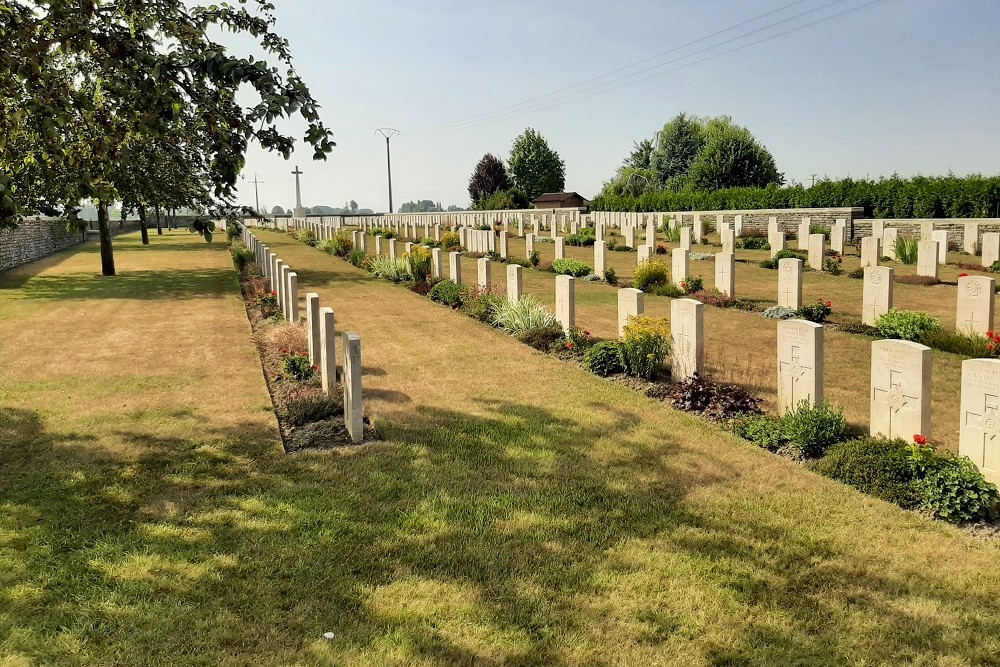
[893,236,919,264]
[368,255,411,282]
[491,295,557,335]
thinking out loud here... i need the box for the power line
[409,0,814,134]
[412,0,887,136]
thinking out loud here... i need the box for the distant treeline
[591,175,1000,218]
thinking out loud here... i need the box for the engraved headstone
[671,298,704,382]
[860,236,880,268]
[715,252,735,297]
[917,240,939,279]
[777,319,824,414]
[932,229,949,265]
[982,232,1000,269]
[964,222,980,255]
[870,339,931,439]
[320,307,337,394]
[777,258,803,310]
[956,275,996,334]
[617,288,644,338]
[881,228,898,260]
[862,266,894,326]
[343,331,363,443]
[807,233,825,270]
[556,275,575,332]
[507,264,522,302]
[306,293,321,365]
[478,257,492,289]
[449,251,462,285]
[671,248,689,285]
[959,358,1000,484]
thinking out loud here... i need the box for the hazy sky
[231,0,1000,213]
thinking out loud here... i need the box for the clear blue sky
[232,0,1000,213]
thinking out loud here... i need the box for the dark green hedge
[591,175,1000,218]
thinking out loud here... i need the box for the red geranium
[280,347,288,354]
[583,330,591,336]
[566,342,575,349]
[913,434,927,445]
[825,301,832,308]
[958,272,969,278]
[270,290,277,296]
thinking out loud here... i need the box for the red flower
[280,347,288,353]
[913,434,927,445]
[680,282,687,288]
[989,330,995,338]
[837,257,843,264]
[312,365,318,370]
[825,301,832,308]
[958,272,969,278]
[566,342,575,349]
[270,290,277,296]
[583,330,591,336]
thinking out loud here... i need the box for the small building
[532,192,590,210]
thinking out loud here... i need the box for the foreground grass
[1,230,999,665]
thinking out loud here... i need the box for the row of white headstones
[244,228,364,444]
[347,227,1000,486]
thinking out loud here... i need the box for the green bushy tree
[468,153,511,206]
[508,128,565,200]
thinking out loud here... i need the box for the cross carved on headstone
[873,370,918,434]
[964,394,1000,472]
[964,308,984,333]
[779,344,813,403]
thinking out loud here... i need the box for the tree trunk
[98,200,116,276]
[155,203,162,235]
[138,203,149,245]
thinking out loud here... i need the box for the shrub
[896,274,941,286]
[692,288,734,308]
[909,448,1000,523]
[665,373,761,422]
[655,244,667,255]
[282,387,343,427]
[517,323,565,352]
[368,255,411,282]
[584,341,625,377]
[566,232,596,247]
[505,256,533,268]
[293,229,317,246]
[226,222,242,242]
[559,327,595,355]
[429,279,463,307]
[848,267,865,279]
[461,286,504,322]
[491,295,556,335]
[231,244,254,272]
[990,261,1000,274]
[918,329,995,358]
[758,259,777,269]
[893,236,919,264]
[536,261,554,273]
[421,237,441,248]
[258,290,280,319]
[822,256,843,275]
[620,316,671,379]
[441,231,460,248]
[663,225,681,243]
[679,275,703,294]
[529,250,541,267]
[552,258,593,277]
[781,400,849,458]
[604,267,618,285]
[774,249,806,261]
[347,248,368,268]
[405,247,433,284]
[798,299,832,323]
[321,233,354,257]
[633,260,670,291]
[812,438,920,507]
[650,283,685,298]
[762,305,797,320]
[736,236,769,250]
[733,414,785,451]
[874,309,941,342]
[282,351,316,382]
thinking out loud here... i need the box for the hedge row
[591,175,1000,219]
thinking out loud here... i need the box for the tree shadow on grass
[2,401,999,665]
[2,269,238,300]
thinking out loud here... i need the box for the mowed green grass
[0,229,998,666]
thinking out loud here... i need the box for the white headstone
[499,231,509,260]
[862,266,894,326]
[306,293,321,365]
[959,358,1000,485]
[637,245,653,264]
[525,233,535,257]
[871,219,885,239]
[807,233,825,270]
[671,248,689,285]
[734,215,744,237]
[320,307,336,394]
[617,288,644,339]
[917,240,939,279]
[594,240,607,276]
[830,224,846,255]
[477,257,492,289]
[671,298,704,382]
[870,339,932,440]
[797,219,811,251]
[920,221,933,241]
[507,264,522,302]
[554,236,566,260]
[715,252,735,297]
[343,331,363,444]
[931,230,948,265]
[679,226,692,251]
[882,228,898,260]
[777,319,824,414]
[957,275,996,334]
[860,236,880,268]
[721,228,735,255]
[777,258,803,310]
[556,275,575,332]
[769,231,786,258]
[692,215,704,243]
[388,238,398,261]
[982,232,1000,269]
[431,247,442,279]
[964,222,980,255]
[624,225,637,249]
[449,251,462,285]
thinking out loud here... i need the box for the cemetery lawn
[0,230,996,666]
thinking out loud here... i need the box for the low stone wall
[853,219,1000,249]
[674,207,865,237]
[0,218,84,273]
